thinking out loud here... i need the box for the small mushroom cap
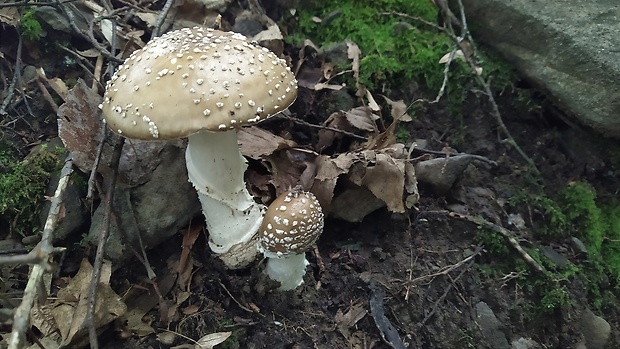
[259,189,324,256]
[100,27,298,139]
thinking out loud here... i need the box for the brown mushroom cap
[100,27,298,139]
[259,189,324,255]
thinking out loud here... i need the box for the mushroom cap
[259,189,324,256]
[100,27,298,140]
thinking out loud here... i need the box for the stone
[454,0,620,138]
[511,337,541,349]
[579,308,611,349]
[476,301,510,349]
[414,155,473,195]
[88,144,200,265]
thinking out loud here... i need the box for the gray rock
[476,301,510,349]
[414,155,473,195]
[570,237,588,254]
[455,0,620,138]
[511,337,541,349]
[88,144,200,264]
[579,308,611,349]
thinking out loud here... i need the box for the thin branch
[86,134,124,349]
[150,0,176,39]
[0,34,22,118]
[7,156,74,349]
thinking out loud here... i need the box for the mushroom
[258,188,324,290]
[99,27,298,268]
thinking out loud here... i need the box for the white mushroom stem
[264,253,309,291]
[185,129,264,263]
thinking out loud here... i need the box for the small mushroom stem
[185,129,264,268]
[264,253,309,291]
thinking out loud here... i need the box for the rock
[570,237,588,255]
[579,308,611,349]
[455,0,620,138]
[539,246,569,268]
[476,301,510,349]
[88,144,200,265]
[414,155,473,195]
[511,337,541,349]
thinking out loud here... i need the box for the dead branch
[86,134,124,349]
[0,34,22,118]
[420,247,477,326]
[383,5,540,174]
[431,210,545,274]
[7,156,74,349]
[269,114,369,141]
[368,281,406,349]
[150,0,176,39]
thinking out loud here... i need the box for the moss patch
[0,142,60,237]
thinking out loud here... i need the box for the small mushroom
[258,188,324,290]
[100,27,298,268]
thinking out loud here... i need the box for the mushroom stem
[185,129,264,268]
[264,253,309,291]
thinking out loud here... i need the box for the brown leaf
[57,79,106,173]
[48,259,126,347]
[57,80,174,186]
[238,126,296,160]
[383,96,412,122]
[344,106,379,132]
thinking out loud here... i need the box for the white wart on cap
[259,189,324,256]
[100,27,298,139]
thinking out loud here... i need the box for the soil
[1,2,619,349]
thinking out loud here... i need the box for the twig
[86,135,124,349]
[383,7,540,174]
[0,34,22,118]
[218,281,257,314]
[368,282,406,349]
[268,115,369,141]
[7,156,74,349]
[150,0,175,39]
[420,248,477,326]
[0,0,76,7]
[429,210,545,274]
[412,147,497,166]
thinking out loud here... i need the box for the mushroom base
[186,129,265,268]
[264,253,309,291]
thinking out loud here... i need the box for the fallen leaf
[344,106,379,132]
[238,126,296,160]
[45,259,126,348]
[194,331,232,349]
[0,7,19,26]
[383,96,412,122]
[57,79,107,173]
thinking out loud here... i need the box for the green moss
[290,0,518,106]
[20,8,42,41]
[0,142,60,237]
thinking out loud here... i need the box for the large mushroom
[258,188,324,290]
[100,27,298,268]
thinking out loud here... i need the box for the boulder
[455,0,620,137]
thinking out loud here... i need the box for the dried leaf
[238,126,296,160]
[252,24,283,42]
[195,332,232,349]
[135,12,159,28]
[57,79,107,173]
[366,90,381,112]
[50,259,126,347]
[383,96,412,122]
[344,106,379,132]
[0,7,19,26]
[439,49,465,64]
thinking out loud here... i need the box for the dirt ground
[1,1,619,349]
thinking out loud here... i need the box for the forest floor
[1,1,619,349]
